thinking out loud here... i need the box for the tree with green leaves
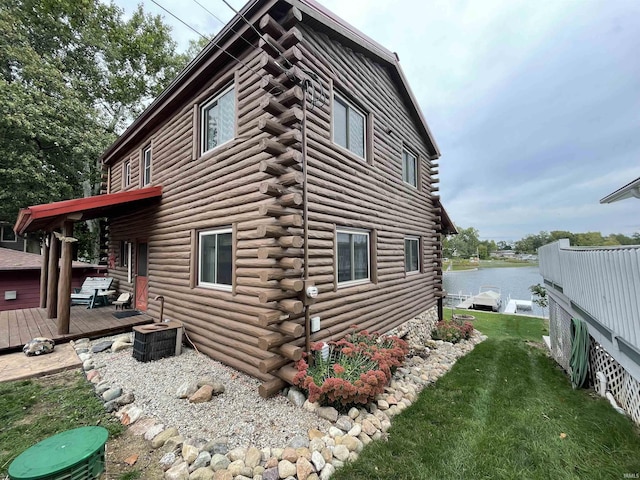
[530,283,548,318]
[443,226,480,259]
[0,0,195,259]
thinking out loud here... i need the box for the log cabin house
[14,0,456,396]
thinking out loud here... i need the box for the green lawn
[0,370,124,476]
[334,311,640,480]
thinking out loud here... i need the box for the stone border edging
[73,312,486,480]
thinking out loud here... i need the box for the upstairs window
[199,228,233,289]
[337,229,370,285]
[333,94,365,158]
[124,160,131,188]
[142,146,152,186]
[402,149,418,187]
[405,237,420,273]
[201,85,235,155]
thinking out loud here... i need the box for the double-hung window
[405,237,420,273]
[201,85,235,155]
[402,149,418,187]
[142,146,152,186]
[337,229,370,285]
[124,160,131,188]
[333,94,365,158]
[199,228,232,289]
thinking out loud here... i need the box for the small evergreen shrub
[293,329,409,408]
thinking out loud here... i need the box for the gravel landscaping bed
[73,308,486,479]
[91,342,332,449]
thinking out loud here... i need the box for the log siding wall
[105,7,443,394]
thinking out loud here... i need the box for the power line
[151,0,208,40]
[217,0,326,108]
[191,0,257,53]
[150,0,267,84]
[219,0,292,72]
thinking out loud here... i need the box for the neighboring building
[600,176,640,204]
[0,248,100,311]
[15,0,455,395]
[0,223,40,253]
[539,180,640,424]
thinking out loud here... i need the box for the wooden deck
[0,305,154,353]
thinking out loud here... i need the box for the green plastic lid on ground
[8,426,108,480]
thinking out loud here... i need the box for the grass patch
[334,313,640,480]
[0,370,124,475]
[446,308,548,341]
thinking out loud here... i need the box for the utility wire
[150,0,267,84]
[219,0,327,108]
[220,0,292,71]
[192,0,256,52]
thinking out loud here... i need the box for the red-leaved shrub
[293,329,409,408]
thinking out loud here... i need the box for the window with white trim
[402,149,418,187]
[200,85,235,155]
[405,237,420,273]
[142,146,152,186]
[333,94,365,158]
[198,228,232,289]
[124,160,131,188]
[337,229,370,285]
[1,225,16,242]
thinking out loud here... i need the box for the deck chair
[113,292,132,310]
[70,277,114,309]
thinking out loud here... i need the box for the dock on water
[504,298,533,314]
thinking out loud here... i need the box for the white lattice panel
[589,339,640,425]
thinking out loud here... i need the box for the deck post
[57,221,73,334]
[39,236,49,308]
[46,231,59,319]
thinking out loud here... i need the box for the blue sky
[112,0,640,241]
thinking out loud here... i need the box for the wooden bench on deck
[70,277,114,309]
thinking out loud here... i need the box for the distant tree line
[444,228,639,258]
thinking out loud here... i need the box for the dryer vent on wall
[132,321,183,362]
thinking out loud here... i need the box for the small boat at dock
[455,286,502,312]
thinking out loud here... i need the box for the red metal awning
[14,186,163,235]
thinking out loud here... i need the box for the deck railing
[539,239,640,353]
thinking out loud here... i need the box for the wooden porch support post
[437,297,444,321]
[39,236,50,308]
[46,232,59,319]
[57,221,73,334]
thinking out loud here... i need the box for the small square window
[333,94,365,158]
[124,160,131,188]
[402,150,418,187]
[199,228,233,289]
[201,85,235,155]
[337,229,370,285]
[142,146,152,186]
[405,237,420,273]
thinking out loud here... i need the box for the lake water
[443,266,544,316]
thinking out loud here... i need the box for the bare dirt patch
[103,429,165,479]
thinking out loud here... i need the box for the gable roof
[100,0,440,165]
[0,247,98,271]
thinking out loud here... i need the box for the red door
[135,242,148,310]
